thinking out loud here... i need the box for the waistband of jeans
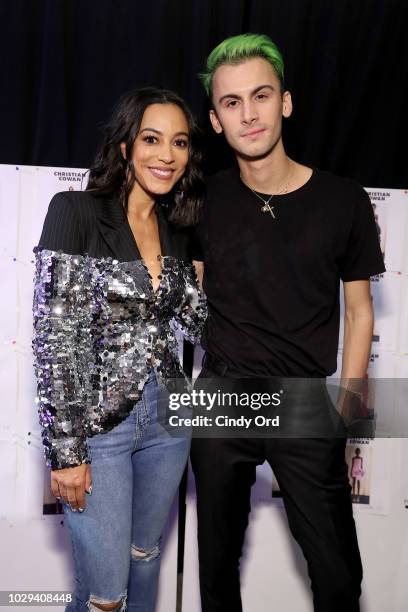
[146,368,158,383]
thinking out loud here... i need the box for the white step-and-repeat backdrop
[0,164,407,611]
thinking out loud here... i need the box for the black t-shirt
[194,166,386,377]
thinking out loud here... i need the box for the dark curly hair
[86,87,205,226]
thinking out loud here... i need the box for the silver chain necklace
[240,164,293,219]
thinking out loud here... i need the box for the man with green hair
[190,33,385,611]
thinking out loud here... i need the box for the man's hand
[336,384,365,427]
[51,463,92,512]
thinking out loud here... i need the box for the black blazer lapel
[95,195,141,262]
[93,193,189,262]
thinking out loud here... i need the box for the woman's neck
[126,184,156,220]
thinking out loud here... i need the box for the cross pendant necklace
[261,202,276,217]
[249,189,278,219]
[240,161,293,220]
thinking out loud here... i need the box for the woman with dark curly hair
[32,88,206,612]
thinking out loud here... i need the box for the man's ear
[282,91,293,119]
[209,109,223,134]
[120,142,127,159]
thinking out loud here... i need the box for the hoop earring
[175,176,186,200]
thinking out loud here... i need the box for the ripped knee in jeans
[87,590,127,611]
[131,541,160,562]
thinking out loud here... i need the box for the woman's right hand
[51,463,92,512]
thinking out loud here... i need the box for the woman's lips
[148,167,175,180]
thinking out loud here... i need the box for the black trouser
[190,362,363,612]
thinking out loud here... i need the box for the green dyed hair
[199,33,285,98]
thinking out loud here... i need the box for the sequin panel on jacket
[32,248,207,469]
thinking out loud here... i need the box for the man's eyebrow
[218,84,275,104]
[139,128,189,137]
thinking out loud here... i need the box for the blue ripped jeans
[64,370,191,612]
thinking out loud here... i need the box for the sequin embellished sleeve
[171,263,207,344]
[32,248,95,469]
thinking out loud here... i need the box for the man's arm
[338,279,374,422]
[341,279,374,379]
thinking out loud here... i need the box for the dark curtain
[1,0,407,187]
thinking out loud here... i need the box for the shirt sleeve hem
[341,266,386,282]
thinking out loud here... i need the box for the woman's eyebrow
[139,127,189,137]
[139,127,162,134]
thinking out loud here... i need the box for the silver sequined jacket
[32,191,206,470]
